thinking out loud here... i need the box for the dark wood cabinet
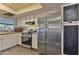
[63,4,78,22]
[63,4,78,55]
[64,26,78,55]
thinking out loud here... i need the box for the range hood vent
[4,12,14,16]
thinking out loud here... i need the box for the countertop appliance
[21,32,32,48]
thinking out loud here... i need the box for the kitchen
[0,3,78,55]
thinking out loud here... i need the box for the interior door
[64,26,78,55]
[47,15,61,55]
[38,17,47,55]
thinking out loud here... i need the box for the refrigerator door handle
[39,34,45,36]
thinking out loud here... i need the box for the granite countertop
[0,31,37,35]
[0,32,22,35]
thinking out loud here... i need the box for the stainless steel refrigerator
[38,12,61,55]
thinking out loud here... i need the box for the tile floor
[0,46,38,55]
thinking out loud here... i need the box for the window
[0,17,5,32]
[5,19,14,31]
[5,24,13,31]
[0,24,4,31]
[0,16,14,32]
[5,19,14,25]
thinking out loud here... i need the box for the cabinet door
[63,4,78,22]
[8,35,14,47]
[11,34,17,46]
[32,35,37,49]
[3,35,12,50]
[0,37,2,51]
[64,26,78,55]
[8,34,17,47]
[16,33,22,45]
[20,17,26,26]
[2,35,9,50]
[17,18,21,27]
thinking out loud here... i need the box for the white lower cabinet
[32,35,38,49]
[11,34,17,46]
[3,35,9,50]
[0,36,2,51]
[0,33,21,51]
[2,35,14,50]
[16,33,22,45]
[0,33,38,51]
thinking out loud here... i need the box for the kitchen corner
[0,30,38,51]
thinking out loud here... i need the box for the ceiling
[15,3,66,17]
[0,9,13,18]
[3,3,33,10]
[0,3,67,17]
[0,3,42,15]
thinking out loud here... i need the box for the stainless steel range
[21,32,32,48]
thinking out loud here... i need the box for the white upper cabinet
[17,17,21,27]
[16,17,26,27]
[20,17,26,26]
[16,16,38,27]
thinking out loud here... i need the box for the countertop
[0,31,37,35]
[0,32,22,35]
